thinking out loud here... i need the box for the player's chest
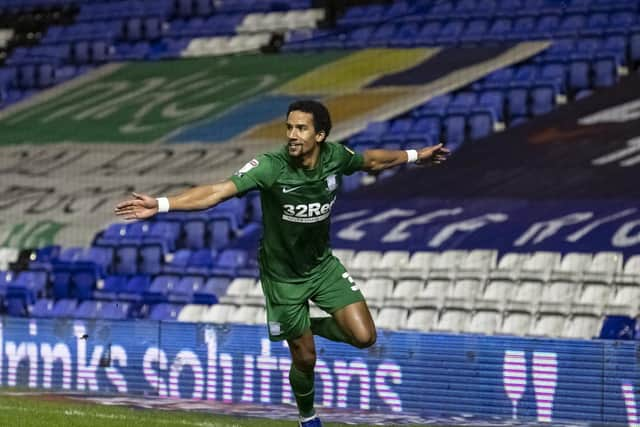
[273,172,339,204]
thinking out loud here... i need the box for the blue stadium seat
[539,63,568,94]
[436,19,465,45]
[593,56,617,87]
[568,53,592,90]
[478,90,505,122]
[459,19,489,43]
[450,92,477,109]
[52,266,72,299]
[530,86,555,116]
[606,11,636,35]
[574,89,593,100]
[148,303,182,321]
[146,221,181,251]
[37,64,54,87]
[169,275,205,303]
[486,18,512,42]
[91,41,110,63]
[468,108,494,140]
[496,0,522,15]
[505,16,536,41]
[144,17,162,40]
[580,12,608,36]
[194,0,214,16]
[384,0,412,20]
[576,38,601,56]
[389,22,420,47]
[513,65,537,83]
[31,299,55,318]
[94,275,127,300]
[566,0,591,13]
[58,247,84,263]
[478,67,514,90]
[507,85,530,118]
[344,26,375,49]
[96,223,128,245]
[144,275,180,304]
[80,246,113,276]
[454,0,478,17]
[601,36,628,66]
[119,274,151,302]
[443,114,466,151]
[212,248,249,277]
[139,244,164,275]
[187,249,217,274]
[126,18,142,41]
[52,299,78,318]
[407,116,441,141]
[415,21,442,45]
[54,65,78,84]
[556,14,586,38]
[72,269,97,300]
[194,277,228,304]
[338,5,374,27]
[176,0,194,18]
[474,0,497,16]
[183,219,206,249]
[600,315,636,339]
[369,24,397,47]
[429,0,455,18]
[381,118,413,143]
[75,300,99,319]
[592,0,636,12]
[534,14,561,38]
[114,246,138,275]
[631,32,640,64]
[98,301,130,320]
[18,64,36,88]
[163,249,192,274]
[73,41,90,64]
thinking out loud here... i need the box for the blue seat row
[164,14,244,38]
[286,15,640,51]
[75,0,173,22]
[337,0,639,28]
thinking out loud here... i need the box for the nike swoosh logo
[282,186,302,194]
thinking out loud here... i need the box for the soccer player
[115,100,449,426]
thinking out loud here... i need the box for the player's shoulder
[259,146,289,168]
[325,141,357,158]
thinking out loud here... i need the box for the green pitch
[0,394,449,427]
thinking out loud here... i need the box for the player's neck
[298,145,322,170]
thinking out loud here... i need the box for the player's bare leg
[331,301,377,348]
[287,331,322,426]
[311,301,376,348]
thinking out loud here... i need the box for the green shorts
[260,256,365,341]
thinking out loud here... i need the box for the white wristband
[156,197,170,213]
[405,149,418,163]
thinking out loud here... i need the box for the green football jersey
[229,141,364,284]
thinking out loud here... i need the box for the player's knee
[353,329,377,349]
[293,349,317,372]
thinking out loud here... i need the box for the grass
[0,394,446,427]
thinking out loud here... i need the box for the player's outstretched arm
[114,180,239,220]
[361,143,450,172]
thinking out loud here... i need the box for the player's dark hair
[287,100,332,141]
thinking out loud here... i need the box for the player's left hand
[416,143,450,165]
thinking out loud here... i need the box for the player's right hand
[114,192,158,220]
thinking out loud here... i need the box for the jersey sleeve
[337,143,365,176]
[229,154,281,193]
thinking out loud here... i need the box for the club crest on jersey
[326,174,337,191]
[235,159,259,176]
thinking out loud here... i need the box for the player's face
[286,110,325,158]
